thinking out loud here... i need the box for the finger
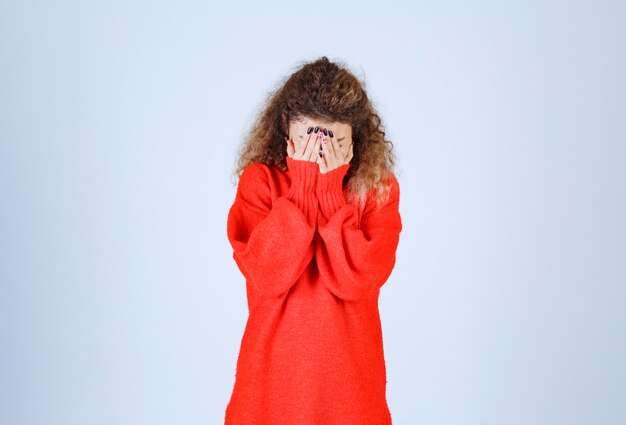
[329,134,343,166]
[316,146,325,171]
[321,139,337,171]
[328,134,341,162]
[317,138,323,163]
[326,129,340,167]
[321,132,332,164]
[294,127,313,159]
[347,142,354,163]
[319,143,328,172]
[301,126,315,158]
[302,130,314,160]
[286,137,295,158]
[309,135,321,162]
[307,130,322,161]
[322,131,332,156]
[341,140,350,161]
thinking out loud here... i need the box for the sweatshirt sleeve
[314,165,402,302]
[226,157,319,298]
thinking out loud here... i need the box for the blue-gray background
[1,1,624,424]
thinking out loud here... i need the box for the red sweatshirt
[224,156,402,425]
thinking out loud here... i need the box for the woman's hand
[317,131,354,173]
[286,128,321,163]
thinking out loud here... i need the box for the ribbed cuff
[316,163,350,219]
[285,156,319,223]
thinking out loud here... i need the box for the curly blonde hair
[230,56,400,210]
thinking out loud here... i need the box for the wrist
[316,163,350,218]
[286,156,318,192]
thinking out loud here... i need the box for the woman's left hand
[317,133,354,173]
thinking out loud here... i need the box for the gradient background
[1,1,625,424]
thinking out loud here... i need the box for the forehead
[290,116,351,134]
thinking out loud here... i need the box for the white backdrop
[1,1,625,424]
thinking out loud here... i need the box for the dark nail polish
[314,126,319,133]
[323,128,328,136]
[307,127,313,134]
[328,130,334,138]
[319,151,323,157]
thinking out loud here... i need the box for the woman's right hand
[286,127,322,163]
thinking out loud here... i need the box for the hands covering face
[286,125,354,173]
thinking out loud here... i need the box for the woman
[224,56,403,425]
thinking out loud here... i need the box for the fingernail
[328,130,334,138]
[314,126,319,133]
[307,127,313,134]
[319,151,322,157]
[323,128,328,136]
